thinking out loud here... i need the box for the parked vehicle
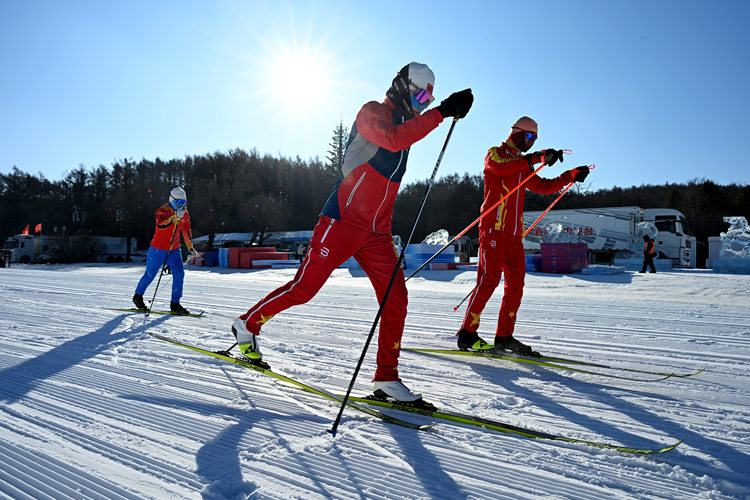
[522,206,690,266]
[2,234,138,263]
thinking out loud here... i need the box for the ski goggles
[412,88,433,105]
[524,131,537,141]
[172,199,187,208]
[411,88,434,112]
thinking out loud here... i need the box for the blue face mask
[170,199,186,210]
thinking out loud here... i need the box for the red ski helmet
[512,116,538,134]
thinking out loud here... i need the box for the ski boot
[371,381,436,410]
[493,335,540,357]
[457,328,493,351]
[132,294,147,312]
[231,318,270,369]
[170,302,190,315]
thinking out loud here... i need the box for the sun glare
[265,45,334,116]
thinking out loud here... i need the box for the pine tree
[325,120,348,178]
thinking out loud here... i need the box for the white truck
[3,234,138,264]
[522,206,690,266]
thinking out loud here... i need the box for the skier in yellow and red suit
[456,116,590,356]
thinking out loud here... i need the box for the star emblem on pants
[469,312,481,327]
[258,313,274,325]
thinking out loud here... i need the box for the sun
[263,44,335,116]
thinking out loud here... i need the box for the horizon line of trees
[2,142,748,267]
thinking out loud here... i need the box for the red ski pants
[461,231,526,337]
[240,216,408,382]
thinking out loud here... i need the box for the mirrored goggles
[412,88,433,105]
[524,131,537,141]
[173,199,187,208]
[411,88,434,112]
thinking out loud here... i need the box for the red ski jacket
[149,204,194,251]
[481,142,576,238]
[321,98,443,234]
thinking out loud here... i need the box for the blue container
[218,248,230,268]
[204,251,219,267]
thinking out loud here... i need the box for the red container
[228,248,242,268]
[541,243,588,273]
[239,252,288,269]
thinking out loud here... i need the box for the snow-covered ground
[1,263,749,499]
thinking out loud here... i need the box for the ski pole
[523,165,595,238]
[454,286,475,312]
[147,215,180,316]
[329,117,460,437]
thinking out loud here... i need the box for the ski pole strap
[405,160,551,282]
[523,164,594,238]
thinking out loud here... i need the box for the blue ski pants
[135,247,185,302]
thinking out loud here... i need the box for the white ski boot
[372,380,423,402]
[231,318,267,368]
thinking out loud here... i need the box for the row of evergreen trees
[2,126,748,267]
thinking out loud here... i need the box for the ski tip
[618,438,684,455]
[680,367,706,377]
[653,439,684,454]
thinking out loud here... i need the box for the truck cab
[642,208,690,266]
[3,234,39,264]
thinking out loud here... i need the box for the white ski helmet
[387,62,435,118]
[169,187,186,202]
[169,187,187,209]
[403,62,435,94]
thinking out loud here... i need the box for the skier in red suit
[133,187,199,314]
[456,116,590,356]
[231,62,473,402]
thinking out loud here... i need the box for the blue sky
[1,0,749,191]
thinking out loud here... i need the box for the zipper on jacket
[344,171,367,211]
[372,150,404,232]
[513,171,521,235]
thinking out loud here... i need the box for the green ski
[148,332,435,431]
[403,348,676,381]
[346,394,683,455]
[404,347,704,379]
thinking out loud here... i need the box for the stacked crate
[540,243,588,273]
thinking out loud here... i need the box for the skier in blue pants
[133,187,198,314]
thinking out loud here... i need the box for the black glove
[542,149,564,166]
[524,149,563,166]
[435,88,474,119]
[571,166,590,182]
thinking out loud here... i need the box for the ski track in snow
[1,264,749,499]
